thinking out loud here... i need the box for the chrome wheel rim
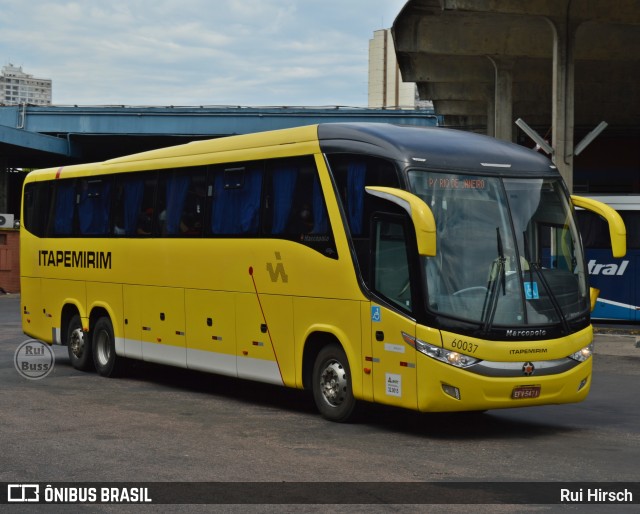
[69,327,85,358]
[94,329,111,367]
[319,359,348,407]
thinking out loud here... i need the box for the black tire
[92,316,122,377]
[311,344,357,422]
[66,314,94,371]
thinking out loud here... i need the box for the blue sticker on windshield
[524,282,539,300]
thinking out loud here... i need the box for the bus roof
[318,123,559,176]
[27,122,559,181]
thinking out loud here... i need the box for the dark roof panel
[318,123,558,176]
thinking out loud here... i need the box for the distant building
[1,63,52,106]
[368,29,431,110]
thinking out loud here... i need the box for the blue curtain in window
[165,175,190,235]
[271,167,297,234]
[54,181,76,235]
[312,175,328,234]
[78,181,111,235]
[347,162,366,236]
[211,168,263,234]
[124,179,144,235]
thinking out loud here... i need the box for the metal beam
[0,124,78,158]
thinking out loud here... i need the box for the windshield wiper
[481,227,506,334]
[521,231,569,333]
[529,262,571,334]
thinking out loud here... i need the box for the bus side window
[158,168,207,237]
[372,216,413,311]
[77,178,111,236]
[269,163,299,235]
[327,155,400,238]
[261,156,337,257]
[23,181,52,237]
[52,179,76,236]
[181,170,207,236]
[210,165,263,235]
[281,166,328,236]
[327,155,400,276]
[112,173,157,236]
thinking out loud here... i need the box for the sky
[0,0,408,107]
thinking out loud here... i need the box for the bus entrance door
[370,304,418,410]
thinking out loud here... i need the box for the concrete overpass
[392,0,640,190]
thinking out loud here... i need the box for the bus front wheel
[312,344,357,422]
[67,314,94,371]
[92,317,122,377]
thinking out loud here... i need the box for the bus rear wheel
[67,314,93,371]
[312,344,357,422]
[92,316,122,377]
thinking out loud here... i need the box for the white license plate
[512,385,541,399]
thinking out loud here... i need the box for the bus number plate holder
[512,385,541,399]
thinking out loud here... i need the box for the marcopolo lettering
[505,329,547,337]
[39,250,112,269]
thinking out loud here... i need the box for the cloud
[0,0,407,106]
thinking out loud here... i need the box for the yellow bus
[20,123,625,421]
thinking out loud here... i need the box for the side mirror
[365,186,436,256]
[571,195,626,258]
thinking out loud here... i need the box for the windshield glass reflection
[408,172,588,328]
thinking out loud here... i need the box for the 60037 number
[450,339,478,354]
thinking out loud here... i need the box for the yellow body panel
[292,297,363,396]
[417,352,592,412]
[369,304,418,410]
[440,326,592,362]
[20,124,597,416]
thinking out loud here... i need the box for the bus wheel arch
[303,332,358,422]
[90,310,123,377]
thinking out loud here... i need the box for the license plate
[512,385,541,399]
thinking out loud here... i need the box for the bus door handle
[375,331,384,342]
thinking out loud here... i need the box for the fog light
[442,384,461,400]
[577,377,589,392]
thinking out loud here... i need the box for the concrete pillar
[488,57,514,142]
[547,17,579,191]
[486,94,495,138]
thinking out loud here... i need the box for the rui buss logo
[14,340,55,380]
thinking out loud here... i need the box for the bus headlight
[569,344,593,362]
[414,338,481,369]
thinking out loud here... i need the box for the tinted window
[327,155,399,237]
[23,181,52,237]
[24,156,337,258]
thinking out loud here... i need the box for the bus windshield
[408,171,589,329]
